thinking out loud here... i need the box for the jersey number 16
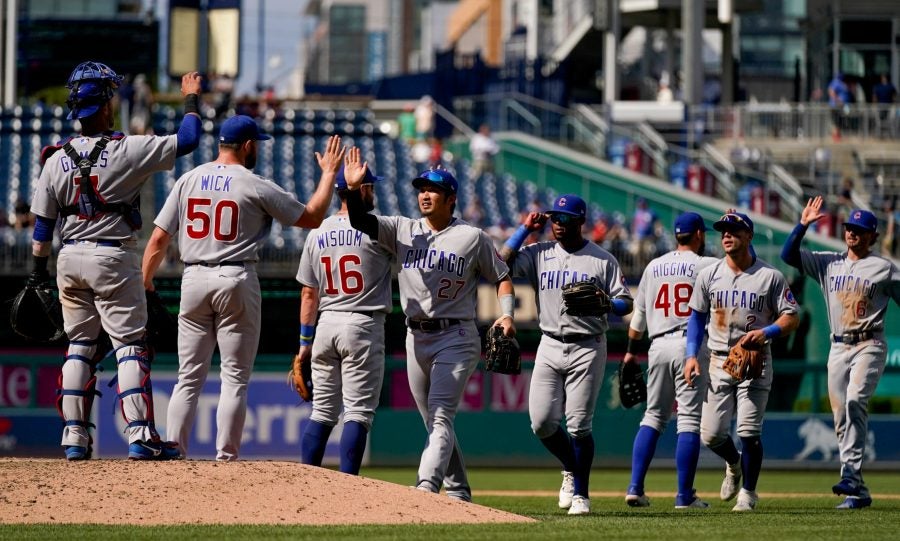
[321,255,364,295]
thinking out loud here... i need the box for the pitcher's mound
[0,458,534,525]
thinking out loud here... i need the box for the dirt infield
[0,458,534,525]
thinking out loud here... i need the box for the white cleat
[675,496,711,509]
[568,495,591,516]
[732,488,758,512]
[626,492,651,507]
[720,459,743,501]
[558,471,575,509]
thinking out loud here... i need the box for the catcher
[499,194,633,516]
[683,212,799,512]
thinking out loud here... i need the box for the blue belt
[833,330,879,345]
[63,239,122,247]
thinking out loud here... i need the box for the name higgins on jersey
[402,248,466,277]
[650,261,697,278]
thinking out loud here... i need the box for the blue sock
[571,434,595,498]
[676,432,701,501]
[300,420,333,466]
[629,425,661,494]
[709,436,741,465]
[539,427,576,472]
[339,421,369,475]
[740,436,763,491]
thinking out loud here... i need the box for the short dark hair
[218,142,242,151]
[675,232,694,246]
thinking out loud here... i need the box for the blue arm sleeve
[175,114,201,157]
[780,223,808,270]
[33,215,56,242]
[504,225,529,252]
[610,298,632,316]
[685,309,708,358]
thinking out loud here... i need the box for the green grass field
[2,468,899,540]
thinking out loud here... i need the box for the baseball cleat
[64,445,89,461]
[836,496,872,509]
[731,488,758,512]
[675,490,709,509]
[446,489,472,503]
[625,486,650,507]
[128,439,182,460]
[568,495,591,516]
[832,478,861,497]
[559,471,575,509]
[720,459,742,501]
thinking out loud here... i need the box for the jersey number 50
[654,283,692,317]
[321,255,364,295]
[186,197,239,241]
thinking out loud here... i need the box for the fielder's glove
[483,325,521,375]
[722,340,765,381]
[9,277,66,343]
[561,280,611,317]
[288,352,314,402]
[145,290,177,346]
[618,361,647,408]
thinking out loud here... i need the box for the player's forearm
[501,225,529,264]
[141,227,172,290]
[496,277,515,316]
[299,286,319,326]
[296,172,337,228]
[771,312,800,336]
[780,223,807,270]
[175,113,201,157]
[345,189,379,239]
[685,309,708,358]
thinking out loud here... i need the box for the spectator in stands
[129,74,153,135]
[828,72,851,142]
[415,95,435,139]
[657,72,674,103]
[631,198,658,266]
[872,74,897,104]
[13,199,34,231]
[836,178,854,226]
[469,124,500,178]
[591,214,609,244]
[882,197,898,257]
[428,137,444,168]
[411,138,431,171]
[463,194,486,228]
[397,103,417,144]
[212,72,235,119]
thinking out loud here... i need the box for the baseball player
[28,61,203,461]
[623,212,718,509]
[683,212,800,511]
[500,195,633,516]
[343,161,515,502]
[781,197,900,509]
[142,119,345,461]
[296,156,394,475]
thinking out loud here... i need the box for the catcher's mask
[65,61,124,120]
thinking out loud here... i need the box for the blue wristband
[504,225,530,252]
[762,324,781,339]
[299,324,316,346]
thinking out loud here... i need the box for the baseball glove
[618,361,647,408]
[483,325,521,375]
[145,290,177,346]
[9,276,66,343]
[561,280,611,317]
[722,341,765,381]
[288,352,313,402]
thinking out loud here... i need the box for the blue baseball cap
[546,194,587,218]
[335,165,383,190]
[713,212,754,233]
[844,209,877,232]
[412,169,458,194]
[218,115,272,144]
[674,212,709,235]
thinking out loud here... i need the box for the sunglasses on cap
[549,213,580,225]
[716,213,752,233]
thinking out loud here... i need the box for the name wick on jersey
[402,248,467,277]
[829,274,877,299]
[317,229,364,248]
[652,261,696,278]
[711,289,767,313]
[539,270,593,290]
[200,174,232,192]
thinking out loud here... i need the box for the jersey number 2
[321,254,364,295]
[654,283,692,317]
[186,198,239,241]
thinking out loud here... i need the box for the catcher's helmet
[412,168,458,194]
[65,61,124,120]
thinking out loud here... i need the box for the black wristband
[626,337,640,355]
[184,93,200,115]
[33,256,49,272]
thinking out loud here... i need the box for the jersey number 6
[186,197,239,241]
[321,254,364,295]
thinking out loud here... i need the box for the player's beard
[244,146,257,169]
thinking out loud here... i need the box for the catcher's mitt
[483,325,521,375]
[561,280,611,317]
[288,352,313,402]
[145,290,177,346]
[722,341,765,381]
[618,361,647,408]
[9,279,66,343]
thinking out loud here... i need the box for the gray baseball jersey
[157,162,306,461]
[375,215,508,500]
[30,133,179,452]
[690,257,798,441]
[630,251,718,433]
[296,213,393,430]
[798,249,900,497]
[509,240,631,439]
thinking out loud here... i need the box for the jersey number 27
[654,283,692,317]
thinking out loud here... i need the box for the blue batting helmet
[65,61,124,120]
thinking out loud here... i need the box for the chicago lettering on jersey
[828,274,877,299]
[539,270,592,290]
[711,289,767,313]
[402,248,466,277]
[316,228,363,248]
[199,174,232,192]
[651,261,696,279]
[59,149,109,172]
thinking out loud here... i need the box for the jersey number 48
[654,283,692,317]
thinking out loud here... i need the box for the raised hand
[315,135,345,175]
[523,212,548,233]
[342,146,369,191]
[800,196,826,226]
[181,71,202,96]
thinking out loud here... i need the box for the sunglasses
[844,225,869,235]
[418,171,446,183]
[549,213,580,225]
